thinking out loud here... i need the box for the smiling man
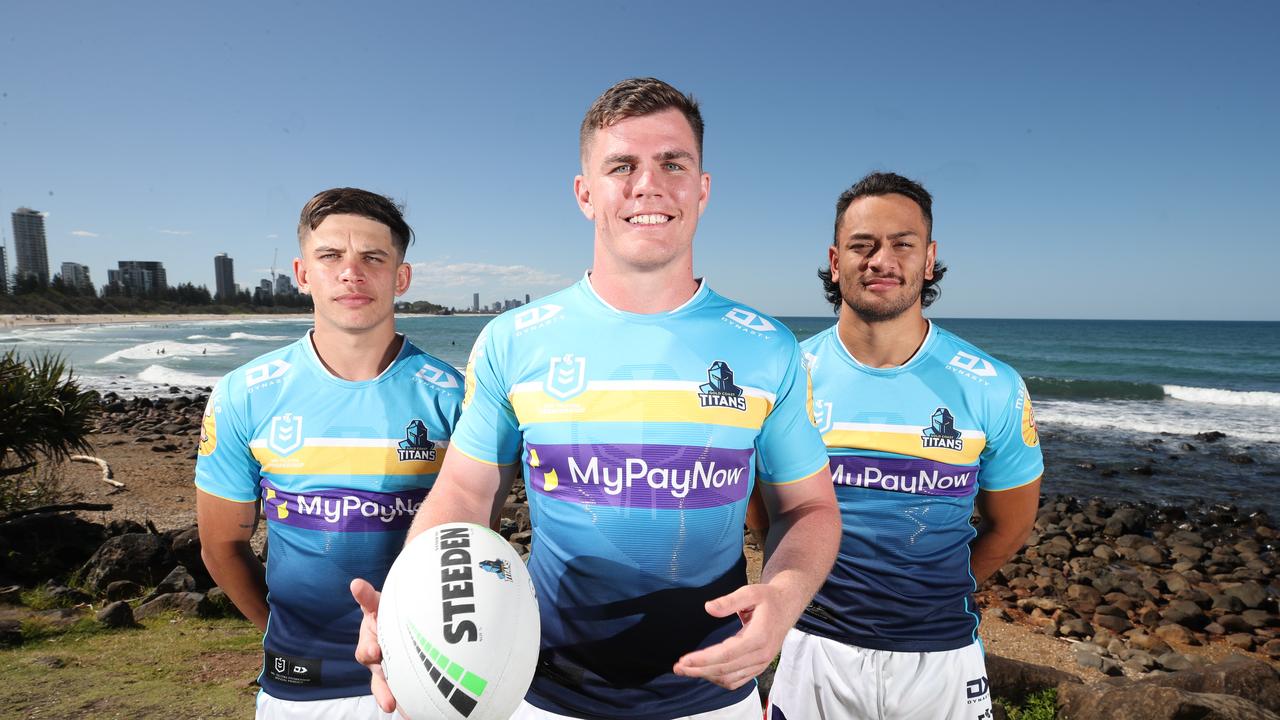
[196,188,463,719]
[353,78,840,720]
[764,172,1044,720]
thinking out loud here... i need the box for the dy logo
[949,351,997,377]
[813,399,834,434]
[268,413,303,456]
[415,361,459,389]
[723,308,776,333]
[546,354,587,400]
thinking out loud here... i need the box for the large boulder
[77,533,171,591]
[134,592,213,620]
[1057,683,1280,720]
[1139,655,1280,713]
[985,654,1082,705]
[0,513,107,584]
[166,525,213,590]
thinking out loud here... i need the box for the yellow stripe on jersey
[823,429,985,465]
[509,388,771,430]
[250,444,446,476]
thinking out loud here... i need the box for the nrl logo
[397,419,437,462]
[545,354,587,400]
[813,399,834,434]
[268,413,303,456]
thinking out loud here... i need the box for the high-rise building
[214,253,235,302]
[0,246,8,294]
[254,278,273,304]
[472,292,480,312]
[60,262,93,293]
[11,208,50,287]
[525,293,530,305]
[115,260,168,296]
[274,272,295,297]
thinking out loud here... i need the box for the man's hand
[351,578,403,716]
[672,583,790,690]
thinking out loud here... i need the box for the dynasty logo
[698,361,747,411]
[921,407,964,451]
[397,419,437,462]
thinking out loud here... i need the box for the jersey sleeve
[756,340,831,484]
[194,375,261,503]
[978,375,1044,491]
[449,320,522,465]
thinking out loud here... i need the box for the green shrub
[1000,688,1058,720]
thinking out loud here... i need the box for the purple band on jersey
[829,455,979,498]
[260,479,428,531]
[524,442,754,509]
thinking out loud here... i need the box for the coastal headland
[2,391,1279,717]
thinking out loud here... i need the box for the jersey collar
[833,320,935,375]
[579,271,709,318]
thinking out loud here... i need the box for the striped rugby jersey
[451,275,829,720]
[194,333,463,701]
[798,322,1043,652]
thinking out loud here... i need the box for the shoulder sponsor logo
[545,353,587,400]
[267,413,303,456]
[398,419,438,461]
[245,359,291,390]
[513,303,563,332]
[813,399,834,434]
[1019,385,1040,447]
[722,308,776,335]
[947,351,997,383]
[197,391,220,456]
[921,407,964,451]
[416,361,459,389]
[698,361,747,411]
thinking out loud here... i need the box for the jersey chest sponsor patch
[829,456,979,498]
[523,442,754,509]
[260,479,428,531]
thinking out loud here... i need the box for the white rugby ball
[379,522,540,720]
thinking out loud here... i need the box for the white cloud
[406,261,572,306]
[70,230,99,238]
[157,229,192,236]
[266,233,279,239]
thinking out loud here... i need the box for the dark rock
[0,585,22,604]
[984,654,1082,705]
[47,585,90,606]
[204,587,243,619]
[1158,652,1195,672]
[1137,545,1166,565]
[1163,600,1209,629]
[1163,572,1191,594]
[1212,593,1247,613]
[1224,581,1267,609]
[1057,683,1279,720]
[96,600,135,628]
[1242,609,1275,629]
[1218,614,1254,634]
[1227,634,1255,651]
[1195,431,1226,443]
[142,565,196,603]
[0,513,108,584]
[105,580,143,602]
[1129,631,1174,656]
[134,592,211,620]
[1263,639,1280,658]
[77,533,170,591]
[1139,655,1280,713]
[1228,454,1255,465]
[1093,545,1119,561]
[1066,584,1103,613]
[1059,618,1094,638]
[0,619,21,646]
[1092,613,1133,633]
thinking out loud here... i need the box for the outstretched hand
[671,583,789,690]
[351,578,402,715]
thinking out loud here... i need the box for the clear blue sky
[1,1,1276,320]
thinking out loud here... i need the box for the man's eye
[365,256,384,264]
[610,164,632,174]
[320,253,338,260]
[664,162,683,171]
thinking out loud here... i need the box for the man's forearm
[969,525,1031,586]
[202,543,269,630]
[760,498,841,622]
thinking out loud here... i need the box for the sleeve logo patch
[197,394,219,456]
[1020,389,1040,447]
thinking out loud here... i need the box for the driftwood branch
[70,455,123,488]
[0,502,114,524]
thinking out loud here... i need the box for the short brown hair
[296,187,414,257]
[579,77,705,166]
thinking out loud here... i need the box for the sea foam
[96,341,234,363]
[137,365,222,388]
[1164,385,1280,408]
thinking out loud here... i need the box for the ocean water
[3,315,1278,512]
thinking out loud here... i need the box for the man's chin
[843,295,918,323]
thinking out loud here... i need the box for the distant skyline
[1,2,1277,320]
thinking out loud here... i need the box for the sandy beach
[0,313,314,329]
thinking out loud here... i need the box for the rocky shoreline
[3,393,1279,717]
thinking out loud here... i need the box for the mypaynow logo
[525,443,754,509]
[829,456,979,498]
[260,480,427,531]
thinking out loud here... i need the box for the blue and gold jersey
[799,323,1043,652]
[194,333,463,701]
[451,276,829,720]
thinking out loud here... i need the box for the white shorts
[511,686,762,720]
[766,629,991,720]
[256,690,406,719]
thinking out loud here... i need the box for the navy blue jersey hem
[524,681,755,720]
[794,619,975,653]
[258,679,377,703]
